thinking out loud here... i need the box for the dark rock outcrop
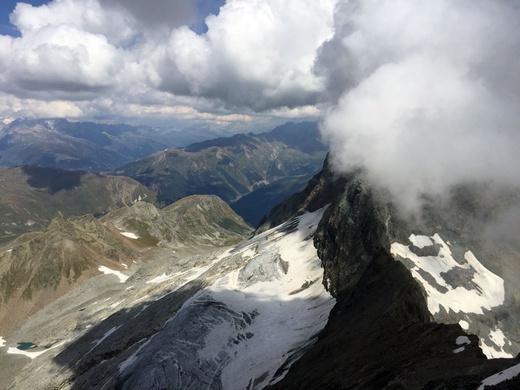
[267,157,519,389]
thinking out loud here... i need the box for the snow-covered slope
[117,207,335,389]
[391,233,516,359]
[2,207,334,390]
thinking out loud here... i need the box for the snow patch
[453,335,471,353]
[456,336,470,345]
[98,266,129,283]
[459,320,469,330]
[390,234,505,315]
[146,271,188,285]
[478,362,520,390]
[120,232,139,239]
[409,234,433,248]
[93,326,119,348]
[6,340,66,360]
[480,328,514,359]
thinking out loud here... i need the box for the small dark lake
[16,342,35,350]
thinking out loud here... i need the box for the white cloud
[11,0,135,45]
[319,0,520,213]
[154,0,337,110]
[0,0,337,129]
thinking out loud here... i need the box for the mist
[318,0,520,214]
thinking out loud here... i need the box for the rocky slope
[0,215,138,335]
[0,204,325,390]
[0,165,156,243]
[116,121,327,208]
[0,118,207,171]
[0,195,250,337]
[266,157,520,389]
[1,155,520,389]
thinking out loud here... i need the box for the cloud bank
[0,0,336,130]
[319,0,520,212]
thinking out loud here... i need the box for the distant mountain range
[116,121,328,224]
[0,118,215,171]
[0,119,327,225]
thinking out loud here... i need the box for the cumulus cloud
[319,0,520,213]
[0,0,337,129]
[153,0,337,110]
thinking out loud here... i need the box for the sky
[0,0,336,132]
[1,0,520,211]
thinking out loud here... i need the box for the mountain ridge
[0,194,251,336]
[0,165,157,243]
[0,118,214,171]
[115,121,328,209]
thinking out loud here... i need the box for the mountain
[265,157,520,388]
[105,195,252,250]
[0,165,156,243]
[0,118,211,171]
[0,214,138,335]
[1,156,520,389]
[0,195,251,336]
[1,202,330,390]
[116,121,328,211]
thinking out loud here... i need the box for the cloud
[153,0,337,110]
[319,0,520,213]
[0,0,337,129]
[11,0,135,45]
[100,0,196,30]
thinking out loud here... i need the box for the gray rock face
[314,176,392,297]
[3,155,520,389]
[118,296,254,390]
[268,157,520,389]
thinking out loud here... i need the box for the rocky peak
[267,158,520,388]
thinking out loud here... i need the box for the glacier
[117,207,335,389]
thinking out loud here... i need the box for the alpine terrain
[0,165,156,243]
[0,156,519,389]
[116,121,327,225]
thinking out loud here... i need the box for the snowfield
[391,234,504,315]
[391,233,513,359]
[478,362,520,389]
[118,207,336,389]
